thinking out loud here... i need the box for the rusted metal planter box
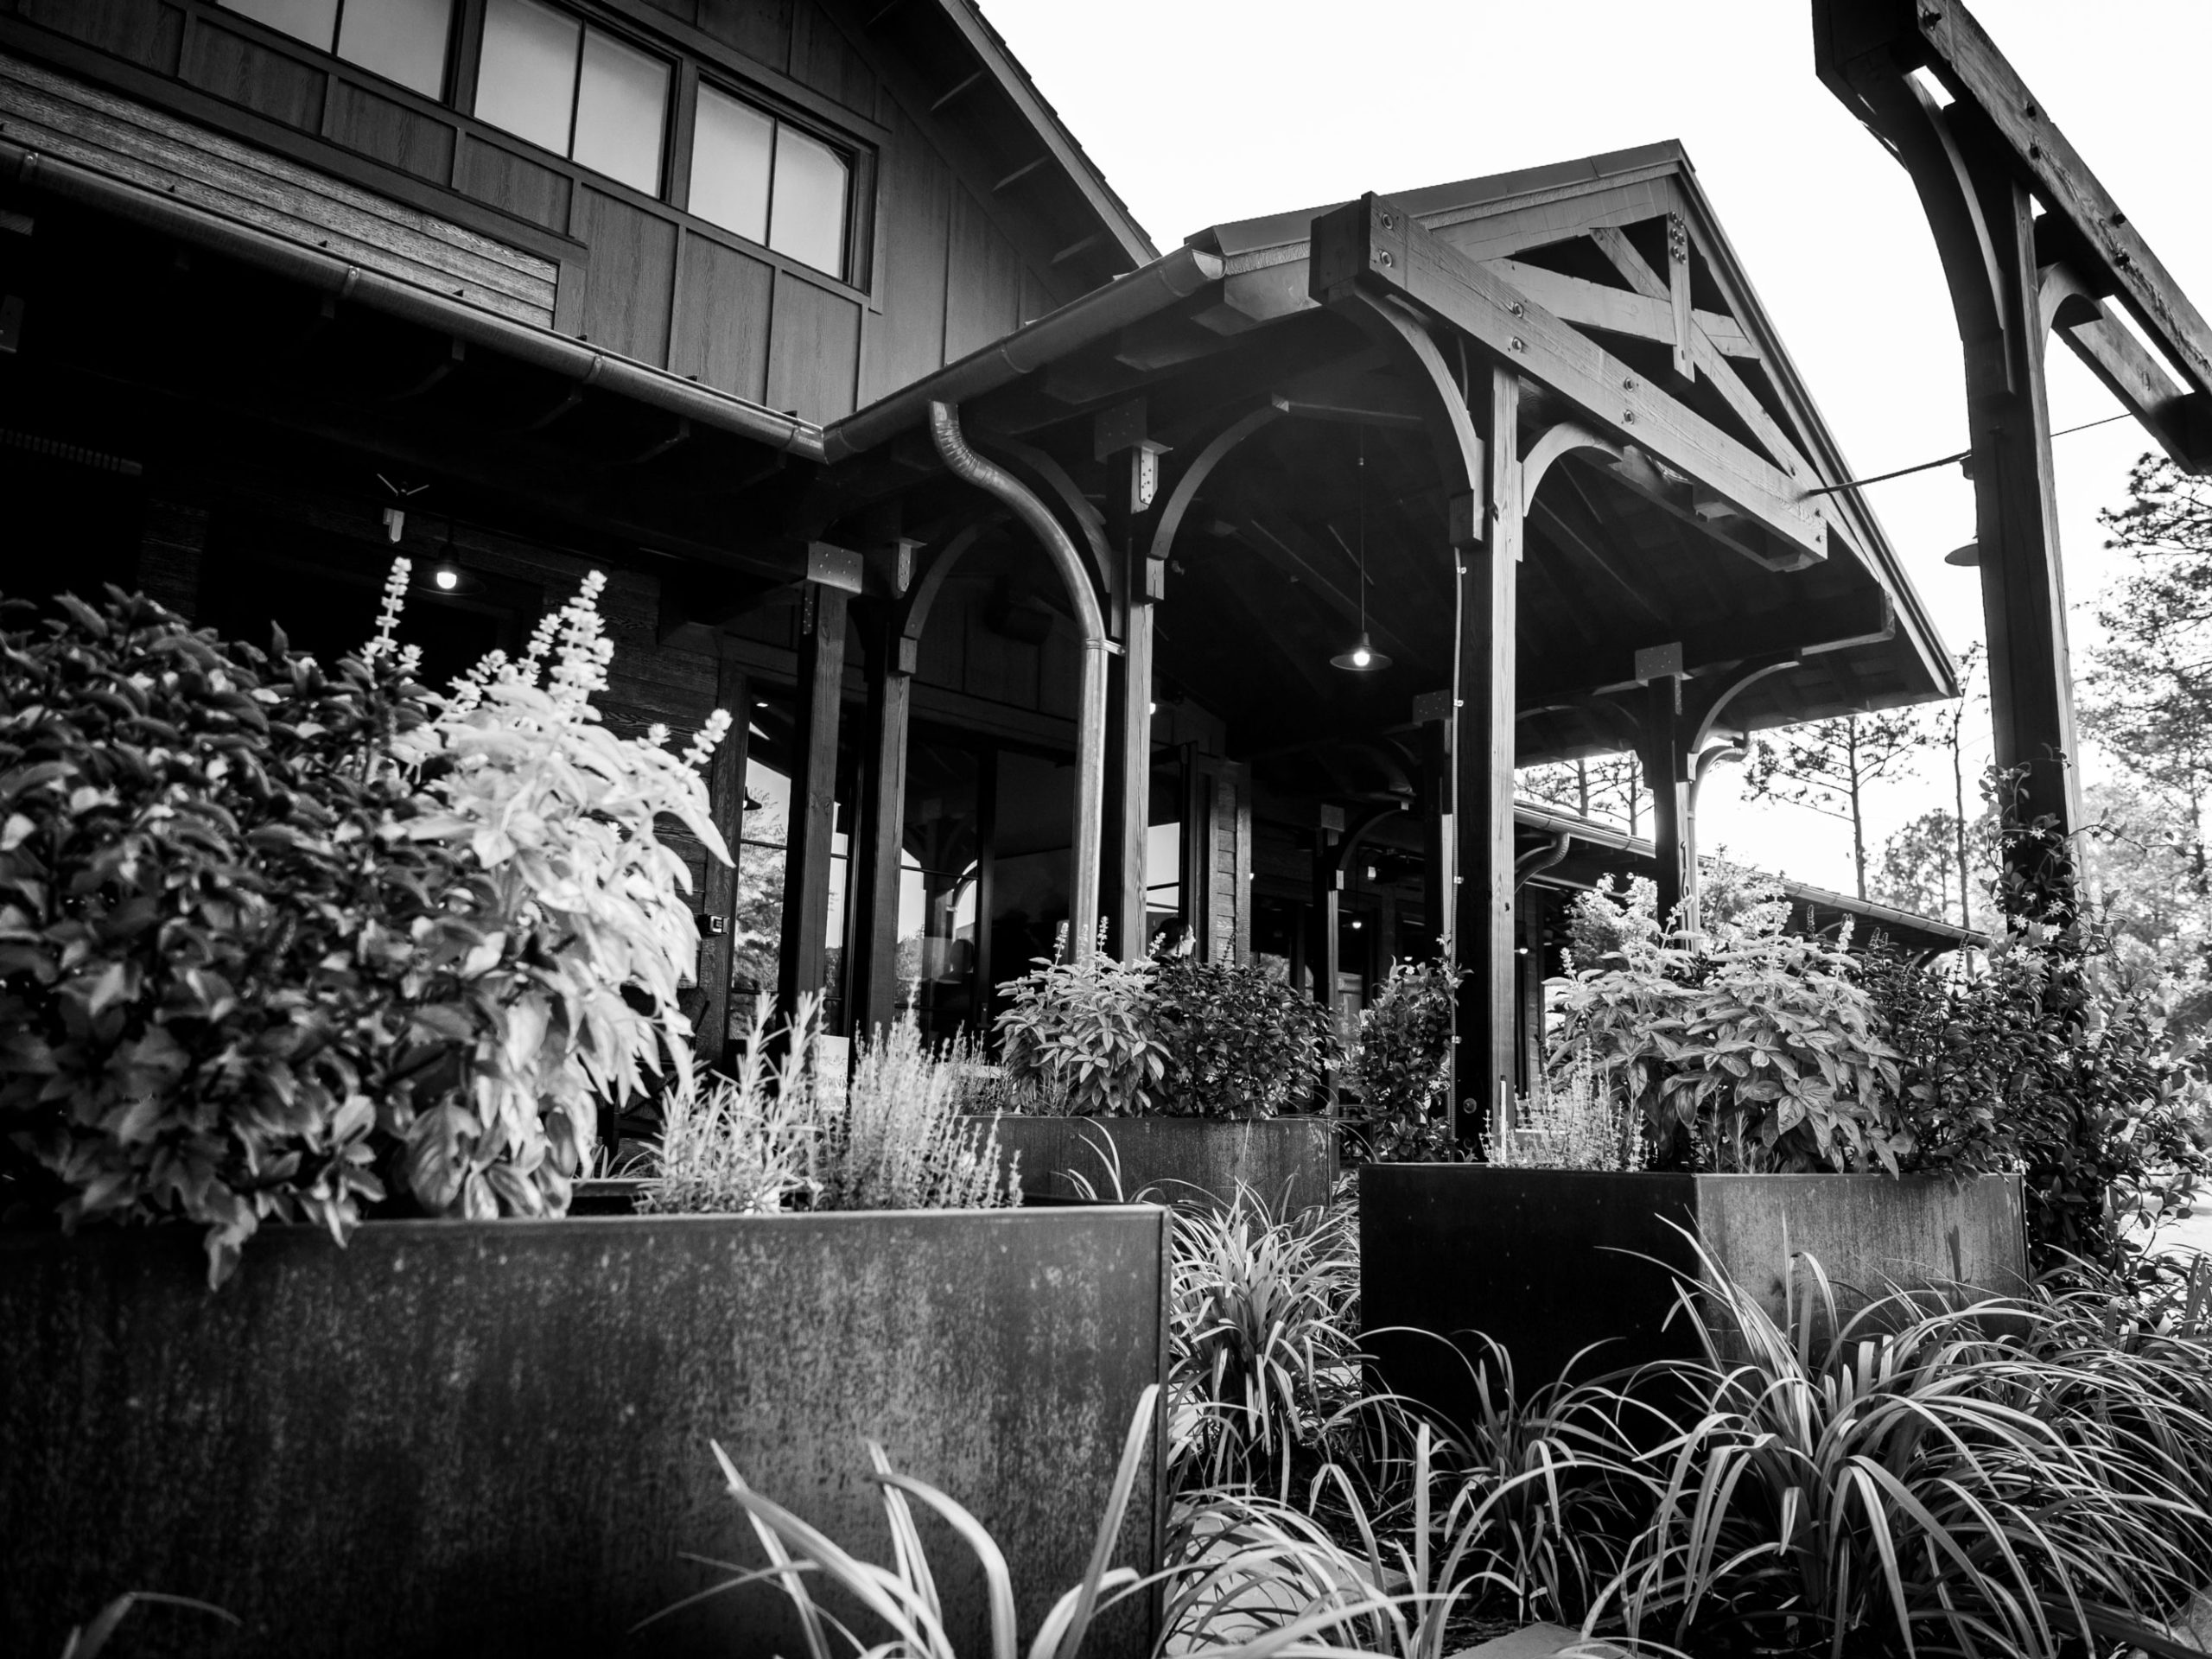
[1361,1168,2026,1426]
[0,1208,1172,1659]
[976,1113,1338,1212]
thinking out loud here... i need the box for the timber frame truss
[1816,0,2212,906]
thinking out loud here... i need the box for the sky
[977,0,2211,899]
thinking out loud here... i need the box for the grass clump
[639,999,1017,1215]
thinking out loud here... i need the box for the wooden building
[0,0,1964,1130]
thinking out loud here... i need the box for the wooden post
[1416,696,1451,960]
[1101,427,1163,963]
[1517,887,1548,1096]
[1635,647,1694,933]
[1310,823,1341,1010]
[777,582,848,1025]
[1452,363,1519,1142]
[694,656,751,1071]
[849,605,911,1041]
[1966,152,2084,900]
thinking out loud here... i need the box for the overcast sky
[980,0,2210,898]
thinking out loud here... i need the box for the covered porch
[772,142,1956,1130]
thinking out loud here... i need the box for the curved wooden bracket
[1334,801,1408,875]
[1147,402,1281,569]
[1856,76,2008,352]
[893,517,1001,671]
[1333,290,1486,538]
[1519,419,1622,503]
[1686,652,1800,753]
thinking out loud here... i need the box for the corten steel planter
[976,1113,1339,1211]
[0,1207,1173,1659]
[1361,1167,2027,1428]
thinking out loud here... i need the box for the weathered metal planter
[976,1112,1339,1211]
[0,1207,1172,1659]
[1361,1167,2027,1427]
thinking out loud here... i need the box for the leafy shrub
[995,938,1338,1120]
[1349,959,1464,1161]
[0,565,733,1282]
[641,998,1016,1214]
[0,589,507,1282]
[1865,931,2209,1272]
[1149,953,1339,1120]
[994,942,1166,1116]
[392,569,730,1219]
[1553,873,1913,1173]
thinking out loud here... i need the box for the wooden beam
[2042,263,2212,472]
[695,658,750,1071]
[776,582,849,1027]
[1821,0,2212,405]
[1585,225,1822,490]
[1815,3,2088,896]
[849,603,911,1040]
[1666,213,1695,380]
[1312,194,1826,565]
[1454,360,1520,1141]
[1521,589,1890,706]
[1633,663,1694,932]
[1104,436,1158,963]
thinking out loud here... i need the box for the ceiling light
[1331,434,1391,672]
[1943,541,1980,568]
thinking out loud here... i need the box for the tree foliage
[1743,709,1927,900]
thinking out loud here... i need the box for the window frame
[468,0,675,200]
[680,69,859,286]
[214,0,462,102]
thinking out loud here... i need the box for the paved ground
[2153,1206,2212,1261]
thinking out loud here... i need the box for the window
[220,0,453,98]
[474,0,669,197]
[689,83,851,279]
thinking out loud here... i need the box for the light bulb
[1351,645,1370,667]
[435,567,460,591]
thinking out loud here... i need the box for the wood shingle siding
[0,55,558,324]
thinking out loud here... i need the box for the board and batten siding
[4,0,1088,424]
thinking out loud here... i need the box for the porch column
[776,580,848,1027]
[1102,422,1166,962]
[1452,363,1520,1141]
[849,603,912,1040]
[1310,810,1342,1006]
[1963,152,2083,909]
[1633,645,1694,933]
[694,654,751,1068]
[1415,693,1451,959]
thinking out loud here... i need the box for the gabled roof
[1181,141,1954,709]
[943,1,1157,271]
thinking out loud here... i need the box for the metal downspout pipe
[927,400,1109,961]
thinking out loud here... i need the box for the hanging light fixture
[1331,433,1392,672]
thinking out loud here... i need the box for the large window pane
[220,0,339,48]
[476,0,578,157]
[689,85,774,244]
[337,0,453,98]
[769,124,849,277]
[573,27,669,195]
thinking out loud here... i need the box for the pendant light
[1331,433,1391,672]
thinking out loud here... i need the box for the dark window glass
[476,0,668,195]
[221,0,452,98]
[688,82,851,279]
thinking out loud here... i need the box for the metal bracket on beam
[806,541,865,594]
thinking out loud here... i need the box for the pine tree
[1742,710,1925,900]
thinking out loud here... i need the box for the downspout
[928,401,1109,961]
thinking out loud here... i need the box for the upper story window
[220,0,452,99]
[474,0,669,197]
[690,83,850,281]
